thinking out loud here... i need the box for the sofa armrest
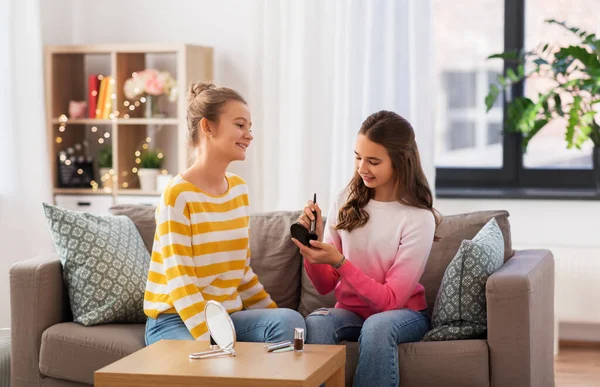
[486,249,554,387]
[10,254,70,387]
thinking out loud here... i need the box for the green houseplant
[96,146,113,188]
[138,149,164,192]
[485,19,600,188]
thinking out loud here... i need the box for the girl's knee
[305,307,329,325]
[360,315,394,343]
[276,308,306,329]
[362,315,387,332]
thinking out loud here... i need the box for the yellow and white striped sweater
[143,173,276,339]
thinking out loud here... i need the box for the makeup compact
[290,193,319,246]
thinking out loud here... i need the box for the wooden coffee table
[95,340,346,387]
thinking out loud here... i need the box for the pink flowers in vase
[124,69,177,102]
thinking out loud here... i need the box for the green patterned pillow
[42,203,150,325]
[423,217,504,341]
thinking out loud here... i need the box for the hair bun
[187,82,215,103]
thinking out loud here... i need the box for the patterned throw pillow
[42,203,150,325]
[422,217,504,341]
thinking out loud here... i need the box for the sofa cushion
[423,218,504,341]
[421,210,512,315]
[39,322,145,385]
[248,211,304,310]
[339,340,489,387]
[109,204,156,253]
[397,340,490,387]
[43,203,150,325]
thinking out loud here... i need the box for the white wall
[40,0,74,44]
[0,0,262,329]
[67,0,257,180]
[436,198,600,340]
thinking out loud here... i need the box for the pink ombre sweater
[304,192,436,319]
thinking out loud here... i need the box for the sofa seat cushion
[398,340,489,387]
[342,339,489,387]
[39,322,145,385]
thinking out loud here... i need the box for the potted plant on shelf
[123,69,177,118]
[96,145,113,189]
[138,149,164,192]
[485,19,600,188]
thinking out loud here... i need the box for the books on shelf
[88,74,99,118]
[90,75,113,119]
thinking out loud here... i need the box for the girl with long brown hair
[292,110,440,387]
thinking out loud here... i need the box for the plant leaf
[505,97,534,134]
[513,92,555,142]
[583,34,600,53]
[562,78,580,89]
[566,96,582,148]
[488,50,520,61]
[552,56,575,76]
[581,110,596,126]
[541,95,549,112]
[522,118,549,148]
[555,46,600,70]
[546,19,592,40]
[506,68,520,82]
[575,115,594,148]
[553,94,564,116]
[485,84,500,112]
[498,75,507,88]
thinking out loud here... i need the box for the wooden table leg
[325,366,344,387]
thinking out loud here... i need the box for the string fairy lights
[54,70,175,193]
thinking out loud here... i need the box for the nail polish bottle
[294,328,305,352]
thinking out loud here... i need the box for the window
[434,0,600,194]
[434,2,504,168]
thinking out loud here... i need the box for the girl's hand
[291,238,343,266]
[296,200,324,242]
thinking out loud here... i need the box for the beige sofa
[10,206,555,387]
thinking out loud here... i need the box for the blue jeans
[145,308,306,346]
[305,308,430,387]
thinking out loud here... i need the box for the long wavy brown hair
[335,110,442,241]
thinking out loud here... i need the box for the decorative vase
[145,95,162,118]
[138,168,160,192]
[593,147,600,191]
[99,167,112,189]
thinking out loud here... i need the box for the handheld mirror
[188,301,237,359]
